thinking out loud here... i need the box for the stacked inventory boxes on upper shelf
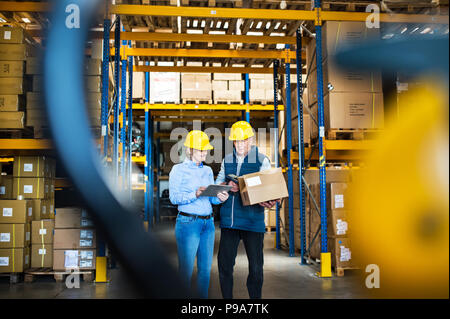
[53,207,96,271]
[149,72,180,104]
[0,27,37,129]
[181,73,212,102]
[212,73,243,103]
[26,58,103,134]
[249,74,279,104]
[0,200,31,273]
[305,22,384,138]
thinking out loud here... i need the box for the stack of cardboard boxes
[0,27,37,129]
[249,74,277,103]
[31,219,54,268]
[181,73,212,102]
[53,207,96,271]
[212,73,243,103]
[0,200,31,273]
[149,72,180,104]
[305,21,384,134]
[26,58,102,134]
[282,167,356,269]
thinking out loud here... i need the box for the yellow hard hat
[184,130,213,151]
[229,121,254,141]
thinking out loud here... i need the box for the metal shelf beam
[134,65,306,75]
[0,2,447,24]
[112,48,304,60]
[130,103,285,111]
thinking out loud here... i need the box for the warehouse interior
[0,0,448,300]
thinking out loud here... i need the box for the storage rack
[0,1,448,278]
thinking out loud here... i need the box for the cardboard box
[249,88,265,101]
[291,114,311,146]
[307,64,382,101]
[0,77,23,94]
[149,72,180,103]
[181,73,212,99]
[0,94,21,111]
[329,237,353,268]
[0,200,32,223]
[53,249,96,271]
[329,210,349,237]
[228,80,245,91]
[212,80,228,91]
[84,59,101,75]
[213,90,242,101]
[54,228,96,249]
[26,57,42,75]
[0,44,37,61]
[0,223,31,248]
[238,167,289,206]
[13,156,48,178]
[322,21,380,60]
[306,38,317,71]
[30,199,51,220]
[213,73,241,81]
[0,247,30,273]
[54,207,94,229]
[324,92,384,130]
[31,220,54,244]
[31,244,53,268]
[264,209,276,228]
[132,72,145,99]
[0,61,24,77]
[250,79,273,90]
[85,76,101,92]
[330,183,348,211]
[249,74,272,80]
[0,175,13,199]
[181,89,212,100]
[304,167,352,185]
[0,27,25,44]
[12,177,47,199]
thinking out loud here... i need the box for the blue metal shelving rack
[295,28,307,265]
[273,59,281,250]
[314,0,331,277]
[127,54,133,199]
[113,17,121,180]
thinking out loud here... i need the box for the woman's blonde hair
[185,147,194,160]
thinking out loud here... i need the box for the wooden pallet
[327,129,383,141]
[150,101,179,105]
[0,272,21,284]
[249,100,274,105]
[214,100,244,105]
[334,266,360,277]
[182,99,213,105]
[265,226,276,233]
[24,268,94,283]
[0,128,34,139]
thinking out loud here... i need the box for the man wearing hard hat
[215,121,277,299]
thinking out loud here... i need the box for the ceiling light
[22,18,31,23]
[280,1,287,10]
[400,27,408,34]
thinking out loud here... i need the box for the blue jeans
[175,214,215,299]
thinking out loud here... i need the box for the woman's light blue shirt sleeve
[169,165,197,205]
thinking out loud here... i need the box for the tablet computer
[199,184,233,197]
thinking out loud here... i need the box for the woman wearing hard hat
[169,130,229,298]
[215,121,278,299]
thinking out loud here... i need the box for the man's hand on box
[259,200,278,208]
[228,181,239,193]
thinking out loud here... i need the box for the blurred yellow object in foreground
[350,82,449,298]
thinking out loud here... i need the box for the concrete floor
[0,221,367,299]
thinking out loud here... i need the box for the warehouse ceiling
[0,0,448,68]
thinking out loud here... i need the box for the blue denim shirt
[169,158,222,216]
